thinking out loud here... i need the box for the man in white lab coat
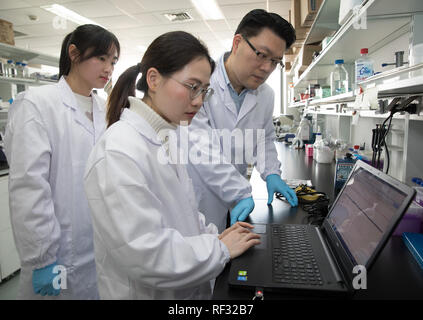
[185,9,299,232]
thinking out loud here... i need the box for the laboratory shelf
[292,0,423,89]
[288,101,307,108]
[0,42,59,67]
[304,0,341,45]
[0,76,57,86]
[288,91,355,108]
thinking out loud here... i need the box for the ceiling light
[190,0,224,20]
[41,4,103,27]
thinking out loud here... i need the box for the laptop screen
[327,167,407,266]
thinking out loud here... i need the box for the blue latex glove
[32,262,61,296]
[230,197,255,226]
[266,174,298,207]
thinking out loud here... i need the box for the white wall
[267,68,282,116]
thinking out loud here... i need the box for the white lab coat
[185,54,281,231]
[83,105,230,300]
[4,77,105,299]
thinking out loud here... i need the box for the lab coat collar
[216,53,230,91]
[57,76,105,138]
[215,54,259,123]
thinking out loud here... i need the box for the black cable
[276,185,330,226]
[383,115,393,174]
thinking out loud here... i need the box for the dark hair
[107,31,215,128]
[235,9,296,49]
[59,24,120,78]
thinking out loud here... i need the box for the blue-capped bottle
[330,59,349,96]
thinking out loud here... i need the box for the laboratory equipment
[291,116,312,148]
[21,61,29,78]
[382,51,409,68]
[0,60,5,76]
[371,124,386,170]
[330,59,349,96]
[6,59,17,77]
[334,153,356,197]
[15,62,24,78]
[313,138,334,163]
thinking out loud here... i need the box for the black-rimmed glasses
[170,78,214,102]
[242,35,285,69]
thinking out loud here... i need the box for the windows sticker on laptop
[237,271,248,281]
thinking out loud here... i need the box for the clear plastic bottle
[355,48,374,84]
[15,62,24,78]
[6,60,17,78]
[330,59,349,96]
[21,62,29,78]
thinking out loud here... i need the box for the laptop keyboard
[272,225,323,286]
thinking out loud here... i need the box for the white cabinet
[0,174,20,282]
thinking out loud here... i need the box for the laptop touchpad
[252,224,267,249]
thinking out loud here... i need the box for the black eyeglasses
[170,78,214,102]
[242,35,285,69]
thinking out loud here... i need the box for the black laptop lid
[322,160,415,282]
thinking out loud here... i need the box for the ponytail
[59,33,73,79]
[106,64,141,128]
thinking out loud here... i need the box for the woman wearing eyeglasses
[83,31,260,300]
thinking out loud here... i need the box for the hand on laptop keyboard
[219,222,261,259]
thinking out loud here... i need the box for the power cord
[276,184,330,226]
[381,95,418,174]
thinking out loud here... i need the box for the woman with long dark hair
[5,24,120,299]
[84,31,260,299]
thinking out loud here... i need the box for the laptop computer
[228,160,416,296]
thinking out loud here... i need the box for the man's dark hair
[235,9,296,49]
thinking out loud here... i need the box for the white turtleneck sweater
[127,96,179,174]
[127,96,176,138]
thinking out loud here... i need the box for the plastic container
[312,133,322,160]
[330,59,349,96]
[355,48,374,84]
[305,144,313,157]
[15,62,24,78]
[21,61,29,78]
[6,59,17,77]
[314,146,334,163]
[313,137,334,163]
